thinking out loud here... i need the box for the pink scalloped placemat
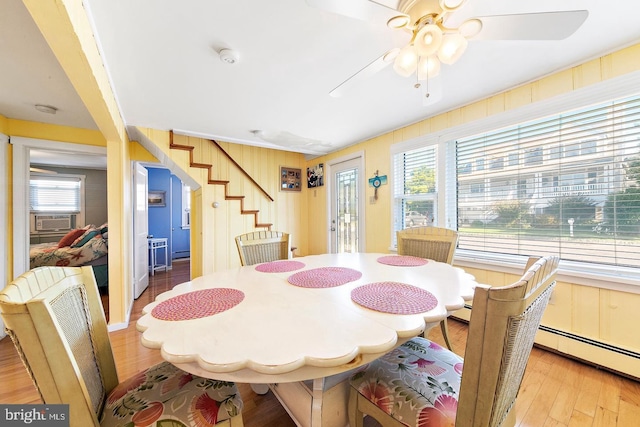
[377,255,429,266]
[288,267,362,288]
[255,260,305,273]
[152,288,245,321]
[351,282,438,314]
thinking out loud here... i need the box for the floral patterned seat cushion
[100,361,242,427]
[350,337,463,426]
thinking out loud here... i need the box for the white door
[133,163,149,299]
[328,155,365,253]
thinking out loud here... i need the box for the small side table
[148,238,168,276]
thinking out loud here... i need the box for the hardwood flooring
[1,260,639,426]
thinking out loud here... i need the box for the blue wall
[147,167,190,264]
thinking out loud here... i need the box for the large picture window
[456,95,640,268]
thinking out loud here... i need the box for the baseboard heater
[537,325,640,360]
[459,304,640,380]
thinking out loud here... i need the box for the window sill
[453,249,640,295]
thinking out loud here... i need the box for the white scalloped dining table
[136,252,477,426]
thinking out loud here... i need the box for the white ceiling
[2,0,640,159]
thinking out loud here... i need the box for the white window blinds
[456,95,640,268]
[29,175,83,213]
[392,145,438,242]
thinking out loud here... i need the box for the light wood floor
[2,260,640,427]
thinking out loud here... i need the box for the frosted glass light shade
[393,44,418,77]
[438,33,468,64]
[417,56,441,80]
[414,24,443,57]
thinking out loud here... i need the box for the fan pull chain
[413,60,431,100]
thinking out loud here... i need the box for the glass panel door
[330,157,362,253]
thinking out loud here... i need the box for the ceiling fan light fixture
[459,18,483,38]
[439,0,467,12]
[387,15,410,29]
[438,33,468,64]
[393,44,419,77]
[417,56,441,80]
[383,47,401,62]
[414,24,443,57]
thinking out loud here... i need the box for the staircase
[169,131,273,229]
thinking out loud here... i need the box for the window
[581,140,597,155]
[489,157,504,170]
[470,182,485,193]
[524,147,543,165]
[456,95,640,268]
[459,162,472,174]
[392,145,438,243]
[508,152,519,166]
[29,174,84,213]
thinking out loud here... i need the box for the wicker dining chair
[349,255,560,427]
[396,226,459,350]
[235,230,291,266]
[0,266,244,427]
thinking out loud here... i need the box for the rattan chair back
[0,266,118,426]
[457,255,560,426]
[396,226,458,264]
[235,231,291,266]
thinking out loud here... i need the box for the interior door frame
[11,136,107,276]
[326,151,366,253]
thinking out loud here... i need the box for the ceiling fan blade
[329,49,398,97]
[471,10,589,41]
[306,0,407,23]
[305,0,373,21]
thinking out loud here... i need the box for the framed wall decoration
[307,163,324,188]
[148,190,166,207]
[280,166,302,192]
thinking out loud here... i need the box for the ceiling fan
[308,0,588,102]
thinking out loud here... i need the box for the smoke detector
[219,48,239,64]
[35,104,58,114]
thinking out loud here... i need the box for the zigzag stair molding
[169,130,273,230]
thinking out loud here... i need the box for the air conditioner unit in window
[35,214,72,231]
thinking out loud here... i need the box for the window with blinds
[456,95,640,268]
[29,174,83,213]
[392,145,438,243]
